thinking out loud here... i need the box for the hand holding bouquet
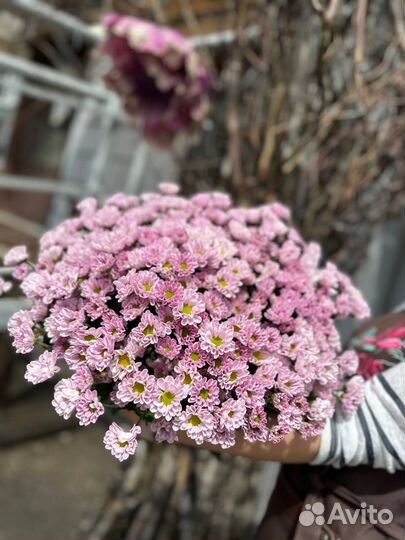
[3,184,369,461]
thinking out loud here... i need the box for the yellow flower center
[183,373,192,385]
[118,353,131,368]
[191,352,200,362]
[118,441,128,448]
[132,382,145,394]
[182,304,193,315]
[218,279,228,288]
[161,391,176,406]
[210,336,223,348]
[143,283,152,293]
[143,325,155,336]
[199,389,210,400]
[229,372,238,382]
[165,290,174,299]
[189,415,201,427]
[180,262,188,270]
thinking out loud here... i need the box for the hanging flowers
[101,14,213,144]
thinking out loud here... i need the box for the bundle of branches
[85,440,270,540]
[177,0,405,273]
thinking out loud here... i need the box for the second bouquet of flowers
[4,184,369,460]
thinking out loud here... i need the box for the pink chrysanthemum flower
[174,361,201,389]
[203,290,231,320]
[276,368,305,397]
[0,276,12,296]
[102,14,212,144]
[131,310,170,347]
[110,350,141,380]
[175,323,199,346]
[52,378,82,419]
[244,408,268,443]
[149,375,186,421]
[132,270,160,301]
[236,379,266,408]
[103,422,141,461]
[172,289,205,326]
[218,358,249,390]
[175,405,215,444]
[307,397,335,423]
[3,245,29,266]
[155,336,182,360]
[182,343,209,369]
[189,377,220,409]
[208,426,236,449]
[121,294,149,321]
[213,269,241,299]
[239,321,268,351]
[255,363,279,389]
[86,336,115,371]
[156,280,183,306]
[25,351,60,384]
[76,389,104,426]
[173,252,198,277]
[150,418,178,443]
[8,310,35,354]
[199,320,235,358]
[340,375,365,415]
[218,398,246,430]
[116,369,155,406]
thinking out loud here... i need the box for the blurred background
[0,1,404,539]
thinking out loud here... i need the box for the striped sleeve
[311,363,405,472]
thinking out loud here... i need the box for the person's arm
[125,410,321,463]
[312,362,405,472]
[127,363,405,469]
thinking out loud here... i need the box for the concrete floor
[0,425,121,540]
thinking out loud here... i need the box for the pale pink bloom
[76,389,104,426]
[52,378,81,419]
[307,397,335,423]
[208,426,236,448]
[131,310,170,347]
[218,398,246,430]
[25,351,60,384]
[149,375,186,420]
[8,310,35,354]
[155,336,182,360]
[3,245,29,266]
[0,277,12,296]
[103,422,141,461]
[150,418,178,443]
[189,377,220,409]
[199,320,235,358]
[172,289,205,325]
[159,182,179,195]
[340,375,365,415]
[116,369,155,406]
[174,405,214,444]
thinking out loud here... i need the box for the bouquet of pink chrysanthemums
[2,184,369,461]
